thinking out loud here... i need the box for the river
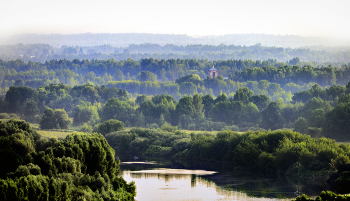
[119,156,328,201]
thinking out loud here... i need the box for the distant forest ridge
[2,33,349,48]
[1,43,350,64]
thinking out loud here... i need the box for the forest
[0,42,350,63]
[2,33,346,48]
[1,80,350,141]
[1,58,350,97]
[2,57,350,200]
[1,56,350,140]
[0,119,136,200]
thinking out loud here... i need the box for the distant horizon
[1,32,349,48]
[1,32,342,39]
[2,0,350,41]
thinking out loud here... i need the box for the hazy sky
[1,0,350,39]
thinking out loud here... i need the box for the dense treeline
[5,33,346,47]
[0,83,129,128]
[2,78,350,141]
[294,191,350,201]
[3,34,350,61]
[105,127,350,192]
[89,107,350,197]
[1,58,349,83]
[0,119,136,200]
[1,58,349,99]
[5,43,350,63]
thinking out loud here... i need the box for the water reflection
[119,157,328,200]
[130,168,217,175]
[123,169,291,201]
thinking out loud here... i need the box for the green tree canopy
[40,108,70,129]
[234,87,254,104]
[294,117,308,134]
[0,119,40,178]
[261,102,284,130]
[93,119,124,135]
[139,71,157,82]
[179,82,197,96]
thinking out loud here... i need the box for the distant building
[208,66,218,78]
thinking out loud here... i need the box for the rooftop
[209,66,217,71]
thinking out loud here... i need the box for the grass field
[124,127,242,135]
[30,123,240,140]
[36,130,72,139]
[31,122,80,139]
[180,129,220,135]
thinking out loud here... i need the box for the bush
[93,119,124,135]
[161,123,177,132]
[197,120,226,131]
[148,123,159,129]
[80,123,93,133]
[0,113,10,119]
[294,117,308,134]
[129,137,150,153]
[293,191,350,201]
[39,108,70,129]
[223,125,239,131]
[9,114,20,119]
[332,155,350,171]
[145,145,171,156]
[307,127,322,138]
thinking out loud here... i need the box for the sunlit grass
[180,129,219,135]
[180,129,244,135]
[69,124,82,131]
[124,127,244,135]
[36,130,71,139]
[31,122,82,139]
[32,123,244,140]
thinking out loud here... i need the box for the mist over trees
[1,56,350,141]
[1,58,350,99]
[1,43,350,198]
[2,31,350,200]
[2,78,350,141]
[2,33,348,48]
[1,42,350,63]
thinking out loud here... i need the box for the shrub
[0,113,10,119]
[129,137,150,153]
[80,123,93,133]
[223,125,239,131]
[39,108,70,129]
[294,117,308,134]
[161,123,177,132]
[93,119,124,135]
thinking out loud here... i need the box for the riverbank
[119,156,328,200]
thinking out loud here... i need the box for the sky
[1,0,350,40]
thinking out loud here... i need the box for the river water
[119,156,328,201]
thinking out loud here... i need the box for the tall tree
[100,98,134,123]
[175,96,195,124]
[40,108,58,129]
[249,95,271,111]
[261,102,285,130]
[139,71,157,82]
[202,94,214,117]
[179,82,197,96]
[192,94,204,118]
[234,87,254,104]
[239,102,260,124]
[54,109,70,129]
[294,117,308,134]
[323,102,350,140]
